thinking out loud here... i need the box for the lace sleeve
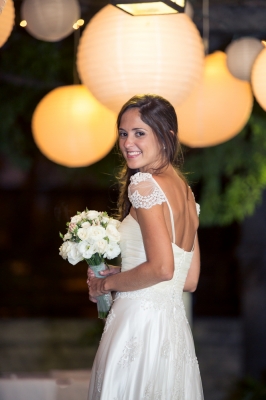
[128,172,166,209]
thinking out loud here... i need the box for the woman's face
[118,108,162,172]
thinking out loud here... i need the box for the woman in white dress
[87,94,204,399]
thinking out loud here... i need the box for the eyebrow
[119,127,148,131]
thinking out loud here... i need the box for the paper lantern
[226,37,264,81]
[0,0,15,48]
[251,48,266,111]
[176,51,253,148]
[21,0,80,42]
[32,85,117,167]
[77,5,204,113]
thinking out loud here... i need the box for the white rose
[71,215,83,223]
[108,218,121,229]
[87,210,99,220]
[106,224,121,243]
[78,241,96,259]
[63,232,72,241]
[94,238,108,255]
[101,216,110,225]
[59,241,73,259]
[81,221,91,228]
[67,243,83,265]
[77,227,91,241]
[88,226,106,241]
[104,242,121,259]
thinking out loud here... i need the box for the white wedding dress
[88,173,204,400]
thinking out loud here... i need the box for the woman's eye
[119,131,127,138]
[136,131,145,137]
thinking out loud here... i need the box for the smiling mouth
[126,151,142,158]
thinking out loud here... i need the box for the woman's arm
[183,234,200,292]
[89,204,174,297]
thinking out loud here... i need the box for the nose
[124,135,134,148]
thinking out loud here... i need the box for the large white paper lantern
[77,5,204,113]
[251,48,266,111]
[176,51,253,148]
[32,85,117,167]
[21,0,80,42]
[0,0,15,48]
[226,37,264,81]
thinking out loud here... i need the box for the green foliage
[184,113,266,226]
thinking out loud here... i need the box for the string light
[20,20,27,27]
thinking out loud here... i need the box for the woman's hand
[87,265,121,302]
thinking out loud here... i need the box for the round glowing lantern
[0,0,15,48]
[21,0,80,42]
[226,37,264,81]
[77,5,204,113]
[176,51,253,148]
[32,85,117,167]
[251,48,266,111]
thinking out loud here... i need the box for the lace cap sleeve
[128,172,166,209]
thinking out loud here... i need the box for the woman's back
[130,166,199,252]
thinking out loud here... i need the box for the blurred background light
[226,37,264,81]
[21,0,81,42]
[251,47,266,111]
[77,4,204,113]
[176,51,253,147]
[0,0,15,47]
[32,85,117,167]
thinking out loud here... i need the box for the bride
[87,94,204,399]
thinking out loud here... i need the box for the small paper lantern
[176,51,253,148]
[0,0,15,48]
[32,85,117,167]
[77,5,204,113]
[226,37,264,81]
[251,48,266,111]
[21,0,80,42]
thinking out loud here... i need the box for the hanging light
[226,37,264,81]
[32,85,117,168]
[110,0,186,16]
[0,0,15,48]
[251,48,266,111]
[77,5,204,113]
[21,0,81,42]
[176,51,253,148]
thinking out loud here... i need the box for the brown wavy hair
[116,94,186,221]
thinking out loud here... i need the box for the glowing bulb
[262,40,266,47]
[20,20,27,27]
[77,19,84,26]
[73,22,79,29]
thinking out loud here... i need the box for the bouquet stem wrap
[89,262,112,319]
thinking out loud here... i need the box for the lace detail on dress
[128,172,166,209]
[102,308,115,335]
[143,382,163,400]
[161,338,171,358]
[118,336,143,368]
[130,172,152,185]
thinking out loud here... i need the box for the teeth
[128,151,141,155]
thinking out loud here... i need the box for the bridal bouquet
[59,209,121,318]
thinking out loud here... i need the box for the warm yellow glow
[20,20,27,27]
[77,5,204,113]
[0,0,15,48]
[116,2,178,15]
[73,22,79,29]
[176,52,253,148]
[77,18,84,26]
[262,40,266,47]
[251,48,266,111]
[32,85,117,167]
[170,0,185,6]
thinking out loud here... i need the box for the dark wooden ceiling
[13,0,266,52]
